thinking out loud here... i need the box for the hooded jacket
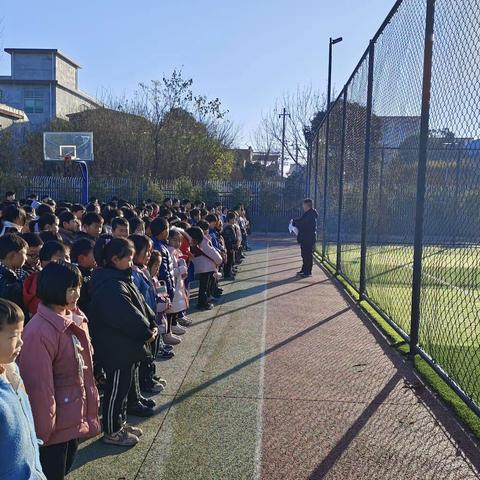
[0,263,28,320]
[18,304,100,447]
[88,267,155,372]
[292,208,318,245]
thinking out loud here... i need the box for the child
[186,226,223,310]
[18,261,100,479]
[77,212,103,241]
[58,211,80,247]
[38,213,60,236]
[23,241,67,318]
[70,238,96,316]
[89,238,157,446]
[0,204,26,236]
[129,234,166,396]
[146,250,174,360]
[0,233,28,317]
[0,298,47,480]
[112,217,130,239]
[167,228,191,327]
[150,217,181,345]
[222,212,237,280]
[18,232,43,280]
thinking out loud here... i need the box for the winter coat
[75,265,93,317]
[0,363,46,479]
[152,238,175,301]
[293,208,318,245]
[0,263,28,320]
[23,272,40,317]
[167,246,188,313]
[0,221,22,237]
[88,267,155,372]
[191,238,223,274]
[18,304,100,447]
[132,265,157,314]
[222,224,237,251]
[58,228,76,247]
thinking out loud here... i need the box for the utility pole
[279,107,290,177]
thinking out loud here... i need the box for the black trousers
[103,364,134,434]
[224,249,234,277]
[300,242,314,275]
[198,272,214,305]
[39,438,79,480]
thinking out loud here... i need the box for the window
[24,89,44,114]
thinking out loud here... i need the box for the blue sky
[0,0,393,145]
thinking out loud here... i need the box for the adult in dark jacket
[88,237,157,446]
[292,198,318,277]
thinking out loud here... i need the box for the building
[0,103,28,130]
[0,48,101,129]
[379,115,421,148]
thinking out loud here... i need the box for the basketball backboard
[43,132,94,161]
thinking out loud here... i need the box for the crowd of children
[0,191,250,479]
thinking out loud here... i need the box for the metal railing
[307,0,480,416]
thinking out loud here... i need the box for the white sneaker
[171,324,186,335]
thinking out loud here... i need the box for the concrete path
[69,236,480,480]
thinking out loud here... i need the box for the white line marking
[254,240,269,480]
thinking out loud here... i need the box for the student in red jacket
[18,261,100,480]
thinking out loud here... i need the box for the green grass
[314,243,480,439]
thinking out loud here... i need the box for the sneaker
[214,288,224,295]
[103,428,139,447]
[300,273,312,278]
[207,296,220,303]
[157,349,175,360]
[139,396,156,408]
[223,275,235,281]
[157,378,167,387]
[163,344,174,351]
[163,333,182,345]
[171,324,186,335]
[123,423,143,437]
[196,303,214,311]
[127,401,155,417]
[178,316,193,327]
[141,381,164,394]
[296,271,305,277]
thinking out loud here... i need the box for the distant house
[379,115,421,148]
[0,48,101,130]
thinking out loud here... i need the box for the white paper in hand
[288,220,299,236]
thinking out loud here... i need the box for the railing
[307,0,480,416]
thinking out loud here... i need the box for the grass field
[320,241,480,406]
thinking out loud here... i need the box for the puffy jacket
[191,237,223,274]
[23,272,40,317]
[18,304,100,447]
[88,267,155,372]
[167,246,188,314]
[222,224,237,251]
[152,238,175,301]
[0,263,28,320]
[292,208,318,245]
[0,363,46,479]
[132,265,157,313]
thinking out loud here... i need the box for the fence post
[313,133,320,213]
[321,115,330,259]
[410,0,436,356]
[336,88,348,273]
[359,40,375,298]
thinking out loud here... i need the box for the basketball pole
[76,161,89,204]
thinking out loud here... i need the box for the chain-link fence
[307,0,480,416]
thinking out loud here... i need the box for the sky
[0,0,394,146]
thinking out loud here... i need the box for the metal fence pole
[410,0,436,355]
[336,89,348,273]
[359,40,376,298]
[322,116,330,259]
[313,133,320,212]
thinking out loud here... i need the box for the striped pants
[102,364,135,434]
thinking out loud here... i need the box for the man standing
[292,199,318,278]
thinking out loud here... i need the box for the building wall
[56,57,77,89]
[11,53,54,80]
[0,84,53,126]
[55,86,96,119]
[0,113,15,129]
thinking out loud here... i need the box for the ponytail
[94,236,134,267]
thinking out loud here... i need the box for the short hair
[205,214,218,223]
[226,211,236,222]
[37,203,54,217]
[120,207,136,220]
[2,205,26,224]
[85,203,98,213]
[0,234,28,259]
[20,232,43,248]
[37,261,82,307]
[168,228,182,240]
[129,216,145,233]
[186,226,204,243]
[199,208,208,218]
[71,203,85,213]
[163,197,172,204]
[148,249,161,269]
[5,191,15,197]
[150,217,169,237]
[112,216,129,231]
[38,213,58,230]
[39,241,66,262]
[190,208,200,219]
[303,198,313,207]
[94,237,134,267]
[197,220,209,231]
[70,238,95,263]
[128,234,152,256]
[82,212,103,226]
[59,211,75,227]
[0,298,24,331]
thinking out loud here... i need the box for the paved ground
[69,235,480,480]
